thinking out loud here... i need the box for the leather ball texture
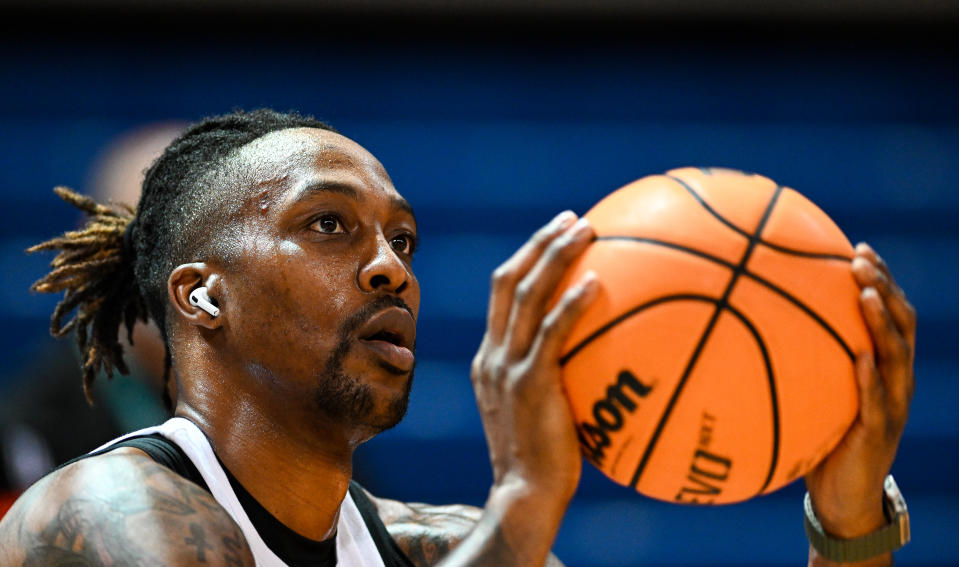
[555,166,870,505]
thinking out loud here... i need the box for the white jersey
[91,417,386,567]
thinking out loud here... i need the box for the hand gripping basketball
[471,210,599,504]
[804,242,916,540]
[451,213,599,567]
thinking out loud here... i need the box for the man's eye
[390,234,416,255]
[312,215,344,234]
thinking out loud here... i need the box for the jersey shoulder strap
[349,482,415,567]
[56,429,206,491]
[105,433,208,490]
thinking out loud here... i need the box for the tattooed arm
[369,492,565,567]
[0,448,255,567]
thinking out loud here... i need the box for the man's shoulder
[363,488,482,567]
[0,447,255,567]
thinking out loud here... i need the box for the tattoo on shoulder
[10,452,255,567]
[23,494,166,567]
[222,527,248,567]
[185,522,214,562]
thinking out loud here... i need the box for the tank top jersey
[77,417,414,567]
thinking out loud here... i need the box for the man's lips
[356,306,416,372]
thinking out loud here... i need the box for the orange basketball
[556,167,871,505]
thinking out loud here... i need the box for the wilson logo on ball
[576,369,653,466]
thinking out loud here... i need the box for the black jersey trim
[349,482,416,567]
[217,457,338,567]
[57,433,208,491]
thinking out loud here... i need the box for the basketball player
[0,109,915,566]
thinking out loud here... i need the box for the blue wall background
[1,24,956,566]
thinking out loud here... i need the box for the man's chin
[313,348,414,434]
[367,376,413,432]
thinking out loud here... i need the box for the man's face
[219,128,420,439]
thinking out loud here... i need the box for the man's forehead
[238,128,382,178]
[231,127,396,204]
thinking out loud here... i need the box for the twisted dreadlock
[29,108,337,410]
[28,188,146,404]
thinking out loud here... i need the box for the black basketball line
[626,184,784,492]
[722,305,780,495]
[592,236,857,363]
[629,297,722,488]
[755,240,851,262]
[559,295,782,497]
[560,294,717,366]
[664,174,752,237]
[665,174,853,262]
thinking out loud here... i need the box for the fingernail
[572,218,592,237]
[861,286,880,304]
[579,270,599,291]
[554,210,577,228]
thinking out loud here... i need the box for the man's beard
[313,296,415,432]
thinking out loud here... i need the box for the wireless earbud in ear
[189,287,220,317]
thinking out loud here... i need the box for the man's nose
[357,235,410,294]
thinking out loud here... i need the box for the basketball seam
[560,293,781,497]
[665,174,852,262]
[560,294,714,366]
[756,240,851,262]
[588,236,857,362]
[722,306,780,495]
[624,185,784,496]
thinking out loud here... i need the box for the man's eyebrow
[392,195,417,228]
[292,181,361,202]
[293,180,417,228]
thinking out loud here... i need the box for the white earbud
[189,287,220,317]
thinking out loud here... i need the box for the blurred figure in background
[0,122,185,516]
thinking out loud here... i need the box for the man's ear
[168,263,224,330]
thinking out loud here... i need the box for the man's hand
[438,211,597,566]
[805,242,916,565]
[471,210,598,504]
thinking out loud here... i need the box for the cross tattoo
[185,522,214,562]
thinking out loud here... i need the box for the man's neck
[176,394,355,542]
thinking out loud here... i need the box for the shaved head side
[132,110,338,339]
[29,108,339,409]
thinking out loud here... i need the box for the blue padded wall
[1,33,956,566]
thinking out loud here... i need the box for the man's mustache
[338,295,416,350]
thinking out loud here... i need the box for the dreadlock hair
[29,108,338,410]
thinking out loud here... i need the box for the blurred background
[0,2,957,565]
